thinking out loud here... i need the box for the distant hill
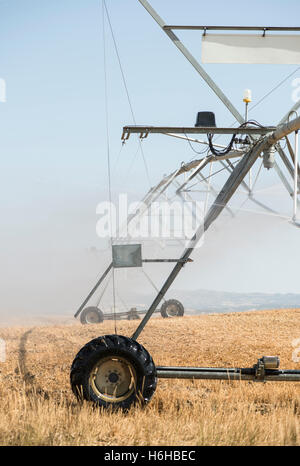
[176,289,300,314]
[120,288,300,314]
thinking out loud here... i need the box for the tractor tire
[127,314,140,320]
[127,308,140,320]
[160,299,184,318]
[80,307,104,325]
[70,334,157,411]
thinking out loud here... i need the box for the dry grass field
[0,309,299,446]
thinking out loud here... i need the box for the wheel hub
[86,310,100,323]
[90,356,137,402]
[166,304,178,316]
[107,371,120,384]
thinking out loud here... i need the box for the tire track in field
[18,328,35,384]
[18,328,49,399]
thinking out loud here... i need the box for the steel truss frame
[75,0,300,382]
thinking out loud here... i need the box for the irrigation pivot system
[70,1,300,410]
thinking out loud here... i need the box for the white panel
[202,34,300,64]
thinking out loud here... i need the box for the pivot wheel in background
[80,306,104,325]
[70,334,157,410]
[127,308,140,320]
[160,299,184,318]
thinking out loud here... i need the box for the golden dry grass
[0,309,299,446]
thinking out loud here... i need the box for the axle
[156,356,300,382]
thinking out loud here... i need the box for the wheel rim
[166,303,179,317]
[85,309,101,324]
[89,356,137,402]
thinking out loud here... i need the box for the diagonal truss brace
[74,158,216,318]
[132,116,300,340]
[132,141,265,340]
[137,0,244,124]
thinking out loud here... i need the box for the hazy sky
[1,0,300,317]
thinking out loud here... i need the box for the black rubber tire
[127,314,140,320]
[160,299,184,318]
[70,334,157,411]
[127,309,140,320]
[80,307,104,325]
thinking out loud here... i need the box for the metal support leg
[273,161,300,212]
[75,169,183,318]
[196,173,235,217]
[175,156,213,194]
[277,144,296,181]
[132,140,265,340]
[221,159,279,215]
[142,269,166,304]
[96,273,112,307]
[293,130,299,221]
[285,136,300,183]
[74,263,113,318]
